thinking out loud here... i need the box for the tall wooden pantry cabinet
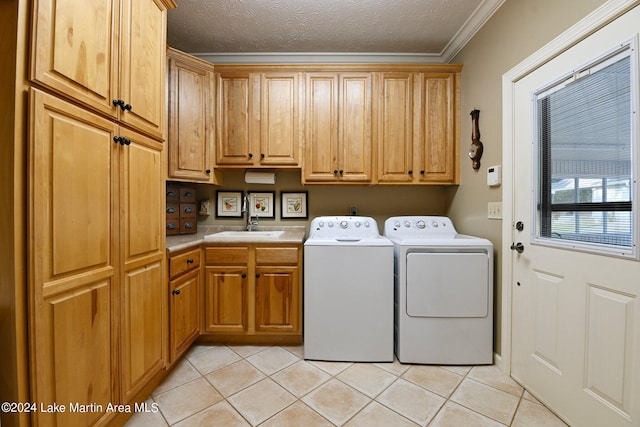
[25,0,175,426]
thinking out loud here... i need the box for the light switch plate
[488,202,502,219]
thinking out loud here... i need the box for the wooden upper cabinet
[31,0,173,141]
[376,72,414,183]
[303,72,372,183]
[216,72,258,166]
[167,48,220,183]
[215,70,302,168]
[260,73,302,166]
[415,72,459,184]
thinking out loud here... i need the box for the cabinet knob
[333,169,338,175]
[112,99,124,108]
[206,169,211,174]
[248,153,253,158]
[339,170,344,175]
[122,103,132,111]
[241,273,247,278]
[420,170,425,175]
[408,170,413,175]
[172,289,181,295]
[186,258,194,264]
[255,273,261,278]
[260,153,265,159]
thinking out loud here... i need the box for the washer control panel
[309,216,380,238]
[384,216,457,238]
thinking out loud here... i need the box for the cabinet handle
[248,153,253,158]
[333,169,338,175]
[166,207,176,213]
[339,170,344,175]
[255,273,261,278]
[172,289,181,295]
[123,137,131,146]
[206,169,211,174]
[122,103,132,111]
[241,273,247,278]
[184,222,193,229]
[408,170,413,175]
[260,153,265,159]
[167,223,177,230]
[167,190,177,197]
[184,207,193,213]
[186,258,194,264]
[420,170,425,175]
[184,191,193,197]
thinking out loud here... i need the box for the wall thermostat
[487,165,501,186]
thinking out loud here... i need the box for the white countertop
[166,225,307,253]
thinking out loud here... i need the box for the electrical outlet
[350,206,358,216]
[487,202,502,219]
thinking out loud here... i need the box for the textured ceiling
[167,0,504,62]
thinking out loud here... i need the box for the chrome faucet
[242,195,259,231]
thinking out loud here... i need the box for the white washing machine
[304,216,394,362]
[384,216,493,365]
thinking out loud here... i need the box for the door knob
[510,242,524,253]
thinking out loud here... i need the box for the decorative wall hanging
[248,191,275,218]
[216,191,243,217]
[468,109,484,170]
[281,192,308,219]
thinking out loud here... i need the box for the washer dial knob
[416,220,426,229]
[340,220,348,229]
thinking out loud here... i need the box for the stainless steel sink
[204,230,285,240]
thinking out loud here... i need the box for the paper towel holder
[244,170,276,184]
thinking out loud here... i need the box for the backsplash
[187,170,450,232]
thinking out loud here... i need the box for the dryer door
[406,252,489,317]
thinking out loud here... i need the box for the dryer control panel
[384,216,457,238]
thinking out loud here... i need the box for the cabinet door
[119,0,169,140]
[29,89,117,426]
[416,73,458,184]
[121,260,165,401]
[377,72,414,183]
[31,0,119,118]
[260,72,302,166]
[119,128,166,401]
[255,266,300,333]
[204,266,248,332]
[170,268,200,362]
[339,73,373,182]
[216,73,259,165]
[303,73,339,181]
[167,50,216,182]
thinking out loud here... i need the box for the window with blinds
[533,42,638,257]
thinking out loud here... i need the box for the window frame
[531,37,640,259]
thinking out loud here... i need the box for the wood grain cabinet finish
[204,245,302,342]
[31,0,172,141]
[168,248,201,363]
[27,1,173,423]
[215,69,302,168]
[167,48,221,183]
[303,72,373,183]
[29,89,166,424]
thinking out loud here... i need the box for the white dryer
[384,216,493,365]
[304,216,394,362]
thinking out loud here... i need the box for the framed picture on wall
[216,191,243,218]
[248,191,275,218]
[281,192,308,219]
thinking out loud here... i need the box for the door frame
[499,0,640,374]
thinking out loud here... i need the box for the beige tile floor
[125,344,568,426]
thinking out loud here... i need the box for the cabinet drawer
[167,187,180,203]
[170,248,201,279]
[180,187,196,202]
[256,247,299,265]
[180,203,197,219]
[167,220,179,235]
[206,246,249,265]
[180,219,197,234]
[166,203,179,219]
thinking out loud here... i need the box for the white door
[511,7,640,427]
